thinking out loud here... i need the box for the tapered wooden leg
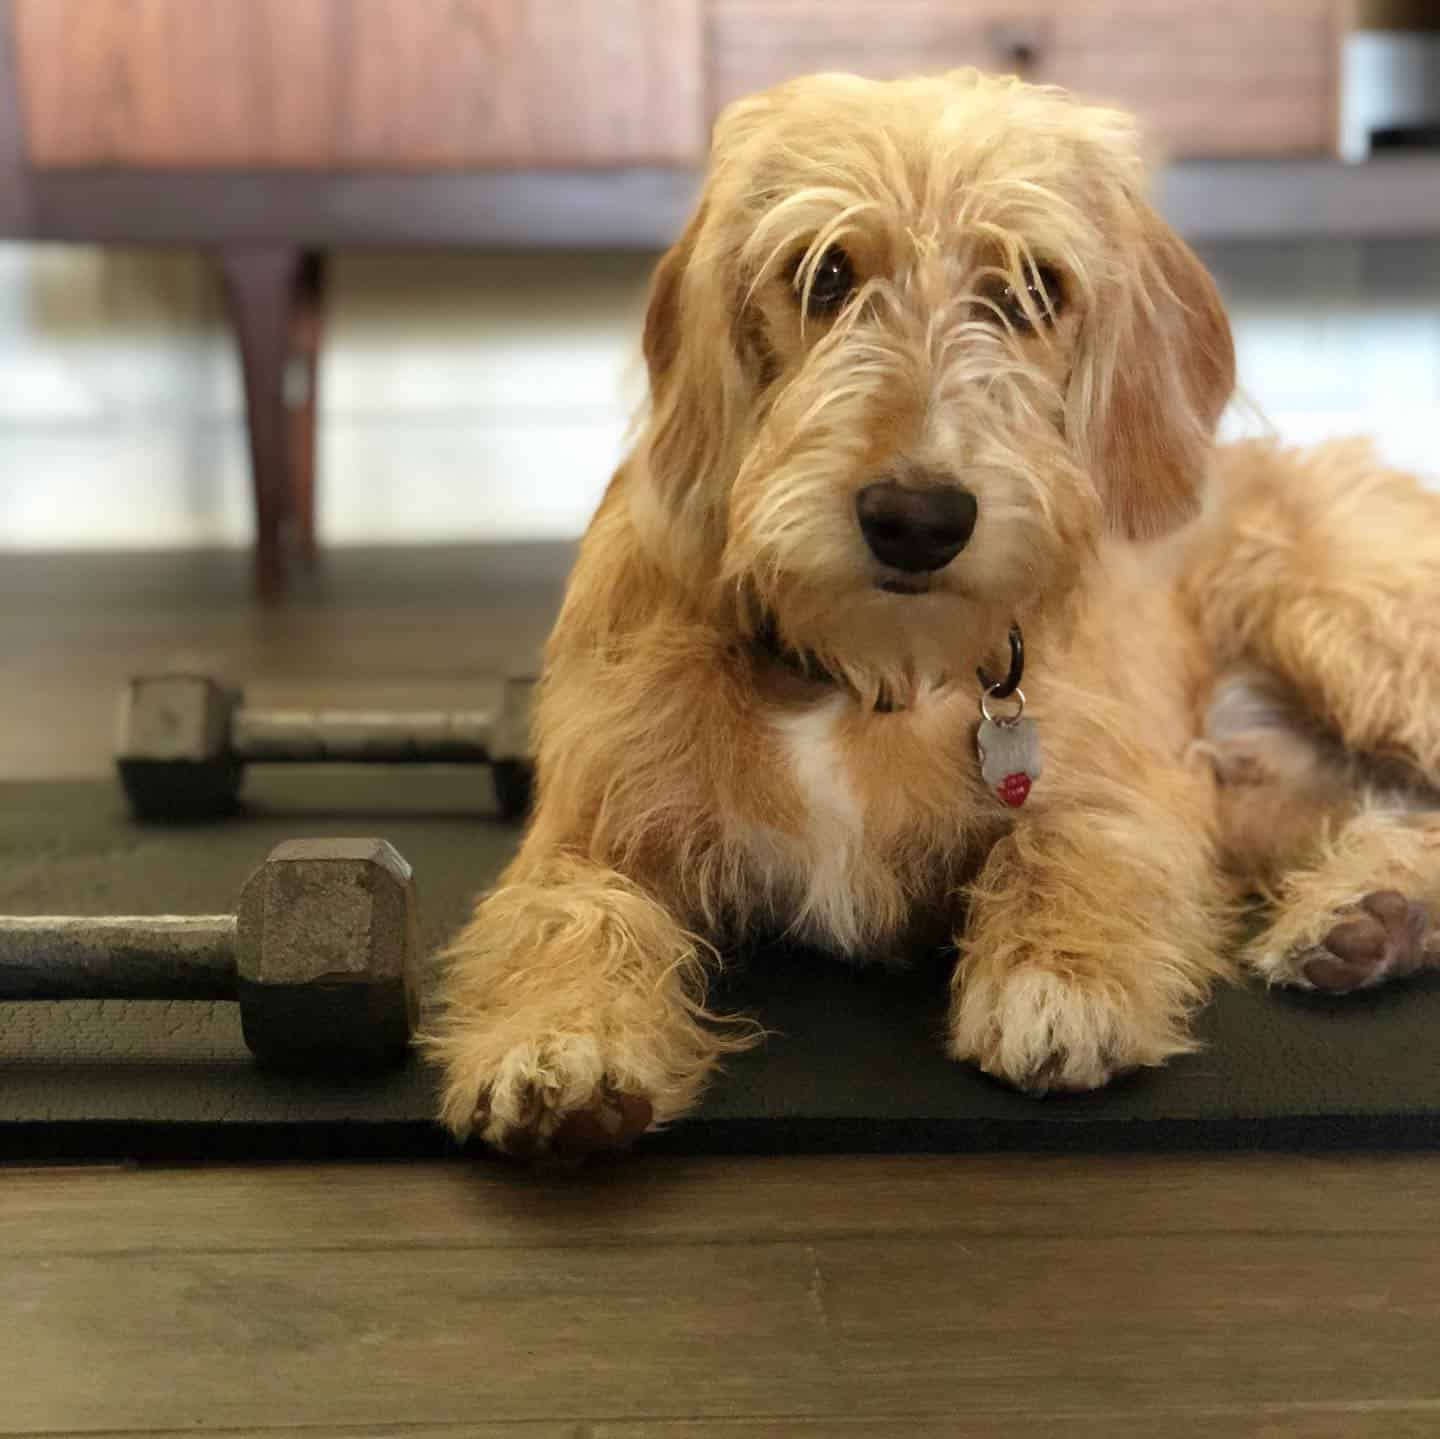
[216,246,325,597]
[287,252,325,570]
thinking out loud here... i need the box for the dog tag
[976,714,1042,808]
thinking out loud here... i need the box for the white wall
[1,237,1437,551]
[0,247,653,549]
[1209,239,1440,478]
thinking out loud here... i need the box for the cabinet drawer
[709,1,1339,158]
[15,0,704,169]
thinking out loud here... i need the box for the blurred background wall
[0,246,653,547]
[4,237,1437,551]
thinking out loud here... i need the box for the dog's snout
[856,477,978,573]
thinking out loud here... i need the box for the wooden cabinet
[709,1,1340,158]
[13,0,1342,169]
[14,0,704,168]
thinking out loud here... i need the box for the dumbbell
[0,838,419,1070]
[115,672,535,821]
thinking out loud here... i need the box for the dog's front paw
[947,965,1184,1095]
[437,1028,667,1160]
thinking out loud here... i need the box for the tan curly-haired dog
[425,69,1440,1157]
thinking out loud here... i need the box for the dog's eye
[989,264,1064,333]
[796,245,855,317]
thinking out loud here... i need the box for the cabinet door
[708,0,1339,158]
[15,0,704,169]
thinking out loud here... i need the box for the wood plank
[604,1415,1440,1439]
[813,1234,1440,1414]
[6,1153,1440,1256]
[708,0,1339,158]
[38,1430,581,1439]
[1,1242,835,1431]
[1054,1,1339,160]
[14,0,704,169]
[338,0,704,168]
[5,1231,1439,1430]
[13,0,344,167]
[22,1408,1440,1437]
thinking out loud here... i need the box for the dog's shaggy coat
[425,69,1440,1156]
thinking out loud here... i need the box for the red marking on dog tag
[996,771,1032,807]
[977,715,1042,809]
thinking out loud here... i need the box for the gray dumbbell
[115,673,535,821]
[0,838,419,1070]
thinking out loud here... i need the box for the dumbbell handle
[0,915,237,1000]
[233,708,496,763]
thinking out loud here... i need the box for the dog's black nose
[855,478,978,573]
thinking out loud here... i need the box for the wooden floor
[5,1154,1440,1437]
[6,548,1440,1436]
[0,545,570,783]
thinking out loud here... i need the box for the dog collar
[749,613,902,714]
[750,615,1024,721]
[750,613,1042,805]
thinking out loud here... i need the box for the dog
[425,68,1440,1157]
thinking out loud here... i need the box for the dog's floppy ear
[641,204,701,391]
[637,198,750,569]
[1083,205,1234,539]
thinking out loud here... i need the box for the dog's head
[634,70,1233,692]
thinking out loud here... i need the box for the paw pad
[1299,890,1435,993]
[551,1088,654,1158]
[481,1082,653,1160]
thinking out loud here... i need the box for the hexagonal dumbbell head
[235,838,419,1070]
[116,674,243,820]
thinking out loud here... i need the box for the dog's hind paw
[1286,890,1436,994]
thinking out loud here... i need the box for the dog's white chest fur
[764,694,868,952]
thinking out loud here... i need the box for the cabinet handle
[987,23,1047,75]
